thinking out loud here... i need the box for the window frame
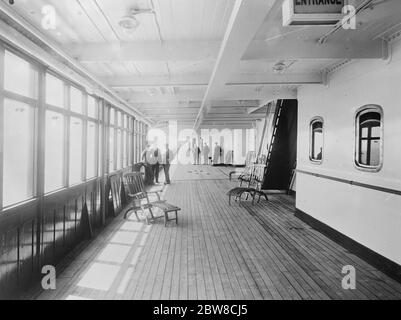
[86,120,98,180]
[354,105,384,172]
[0,47,39,209]
[0,42,141,213]
[44,109,66,193]
[309,117,324,165]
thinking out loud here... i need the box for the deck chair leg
[124,209,129,220]
[124,206,136,220]
[264,194,268,202]
[140,208,149,225]
[228,195,231,206]
[134,210,140,222]
[238,193,242,207]
[175,211,178,225]
[148,207,155,220]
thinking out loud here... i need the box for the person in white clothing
[203,143,210,165]
[213,143,220,165]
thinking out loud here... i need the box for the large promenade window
[3,99,35,206]
[45,110,65,192]
[69,117,83,185]
[2,50,37,207]
[0,46,143,211]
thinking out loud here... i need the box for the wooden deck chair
[229,151,256,181]
[227,163,268,206]
[110,174,123,216]
[249,164,269,204]
[123,172,166,223]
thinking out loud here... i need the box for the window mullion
[82,94,88,181]
[36,68,46,198]
[0,45,5,210]
[65,85,70,187]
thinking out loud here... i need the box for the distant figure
[141,144,150,163]
[203,143,210,165]
[142,145,154,185]
[213,143,220,165]
[193,145,201,165]
[162,144,172,185]
[151,145,162,184]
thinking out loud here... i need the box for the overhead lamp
[118,8,154,34]
[272,61,287,74]
[119,15,140,32]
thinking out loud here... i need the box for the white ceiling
[5,0,401,128]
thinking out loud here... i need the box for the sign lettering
[294,0,345,14]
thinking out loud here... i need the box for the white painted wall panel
[296,40,401,265]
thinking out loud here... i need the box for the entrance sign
[283,0,346,26]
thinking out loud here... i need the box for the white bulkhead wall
[297,40,401,265]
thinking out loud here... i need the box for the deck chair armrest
[147,190,162,201]
[127,192,143,198]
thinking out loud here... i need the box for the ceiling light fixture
[119,8,154,34]
[272,61,287,74]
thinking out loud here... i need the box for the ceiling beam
[69,41,220,62]
[71,38,385,62]
[244,39,387,60]
[124,90,205,103]
[248,105,267,114]
[130,102,202,109]
[205,114,263,119]
[124,86,296,103]
[106,73,322,88]
[194,0,276,130]
[210,100,260,108]
[213,86,297,101]
[143,110,199,116]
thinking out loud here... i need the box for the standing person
[162,144,172,185]
[219,144,224,165]
[192,145,198,165]
[151,145,162,184]
[213,142,220,166]
[141,144,150,163]
[142,144,154,185]
[196,145,201,165]
[203,143,210,165]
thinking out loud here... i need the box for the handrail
[297,169,401,196]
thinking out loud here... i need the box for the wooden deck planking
[22,165,401,300]
[246,196,399,300]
